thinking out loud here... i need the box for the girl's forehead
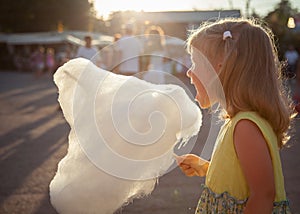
[190,47,205,61]
[190,47,217,73]
[190,47,198,60]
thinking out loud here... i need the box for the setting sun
[94,0,233,19]
[94,0,300,19]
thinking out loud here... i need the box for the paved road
[0,71,299,214]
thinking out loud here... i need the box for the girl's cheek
[191,71,201,86]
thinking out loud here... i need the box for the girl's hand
[175,154,209,177]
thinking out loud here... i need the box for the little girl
[177,18,294,213]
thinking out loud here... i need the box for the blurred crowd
[9,24,190,80]
[12,44,74,77]
[285,45,300,113]
[6,24,300,112]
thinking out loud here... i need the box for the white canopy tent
[1,31,113,47]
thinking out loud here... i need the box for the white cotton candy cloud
[49,58,202,214]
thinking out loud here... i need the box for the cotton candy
[49,58,202,214]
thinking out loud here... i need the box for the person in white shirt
[117,24,143,75]
[76,36,98,65]
[284,45,299,77]
[143,27,167,84]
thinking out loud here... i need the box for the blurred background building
[0,0,299,71]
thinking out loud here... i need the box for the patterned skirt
[195,185,292,214]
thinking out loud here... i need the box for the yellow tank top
[205,111,287,202]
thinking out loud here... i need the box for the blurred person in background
[110,33,122,73]
[76,35,98,65]
[117,23,143,76]
[143,25,167,84]
[293,58,300,113]
[46,48,56,76]
[284,45,299,78]
[30,46,45,78]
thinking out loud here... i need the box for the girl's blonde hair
[186,18,294,148]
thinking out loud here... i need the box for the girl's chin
[195,95,211,109]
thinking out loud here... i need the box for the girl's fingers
[174,154,186,164]
[179,165,198,176]
[179,164,191,170]
[185,168,197,177]
[176,154,203,177]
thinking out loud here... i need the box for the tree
[264,0,298,58]
[0,0,94,33]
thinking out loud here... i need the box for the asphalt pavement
[0,71,299,214]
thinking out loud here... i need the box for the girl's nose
[186,69,192,78]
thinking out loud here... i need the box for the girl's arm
[234,119,275,214]
[176,154,209,177]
